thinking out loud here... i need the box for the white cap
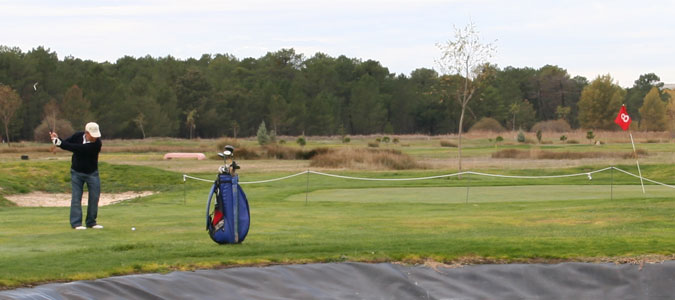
[85,122,101,138]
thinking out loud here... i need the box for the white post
[628,132,645,194]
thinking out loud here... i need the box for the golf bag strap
[205,182,217,230]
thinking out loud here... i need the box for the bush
[536,130,542,143]
[263,145,301,159]
[586,130,595,144]
[256,121,270,145]
[517,130,526,143]
[531,119,572,133]
[368,142,379,148]
[231,146,259,160]
[342,136,351,143]
[299,147,333,160]
[469,117,506,132]
[33,119,74,142]
[215,137,241,152]
[296,136,306,147]
[440,140,457,147]
[393,138,399,144]
[382,136,390,143]
[559,135,567,143]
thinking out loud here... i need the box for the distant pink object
[163,153,206,160]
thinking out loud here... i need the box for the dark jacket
[59,131,102,174]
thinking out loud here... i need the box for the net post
[465,172,470,204]
[305,169,310,206]
[610,167,613,201]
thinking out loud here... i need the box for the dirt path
[6,191,156,207]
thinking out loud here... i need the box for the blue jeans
[70,169,100,228]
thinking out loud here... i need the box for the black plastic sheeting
[2,261,675,299]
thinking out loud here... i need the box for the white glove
[218,165,227,174]
[52,138,62,146]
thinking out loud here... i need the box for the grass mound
[310,148,423,170]
[492,149,648,159]
[0,161,181,207]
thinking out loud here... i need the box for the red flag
[614,105,631,131]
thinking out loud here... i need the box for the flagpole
[628,131,645,194]
[616,104,645,195]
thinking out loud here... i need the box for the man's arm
[59,139,101,153]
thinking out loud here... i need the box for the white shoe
[74,226,87,230]
[90,225,104,229]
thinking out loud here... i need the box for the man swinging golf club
[50,122,103,230]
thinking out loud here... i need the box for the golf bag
[206,174,250,244]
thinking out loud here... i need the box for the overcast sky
[2,0,673,87]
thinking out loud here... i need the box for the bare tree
[133,112,146,139]
[436,22,496,173]
[0,84,21,147]
[43,98,60,153]
[186,109,198,139]
[44,98,60,132]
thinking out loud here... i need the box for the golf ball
[131,227,136,231]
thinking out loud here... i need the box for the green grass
[0,161,674,288]
[289,185,674,203]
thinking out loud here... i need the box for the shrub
[517,130,526,143]
[567,139,579,144]
[469,117,506,132]
[531,119,572,133]
[536,130,542,143]
[231,146,259,159]
[256,121,270,145]
[33,119,74,142]
[586,130,595,144]
[368,142,379,148]
[382,136,390,143]
[375,138,381,143]
[299,147,332,160]
[342,136,351,143]
[393,138,399,144]
[560,135,567,143]
[440,140,457,147]
[296,136,306,147]
[269,130,277,144]
[495,136,504,143]
[263,145,302,159]
[215,137,241,152]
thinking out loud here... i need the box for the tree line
[0,45,673,143]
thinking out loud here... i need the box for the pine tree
[578,75,625,129]
[638,87,667,131]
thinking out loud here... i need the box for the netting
[183,167,674,205]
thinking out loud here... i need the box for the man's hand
[49,131,61,146]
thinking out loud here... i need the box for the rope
[182,167,674,189]
[612,167,675,189]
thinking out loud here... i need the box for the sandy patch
[6,191,156,207]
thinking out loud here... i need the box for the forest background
[1,45,674,143]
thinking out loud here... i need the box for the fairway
[288,185,673,204]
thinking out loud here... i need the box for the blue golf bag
[206,174,250,244]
